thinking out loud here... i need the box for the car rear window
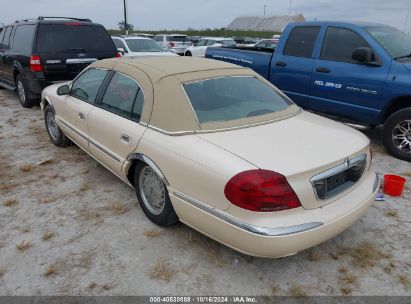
[36,24,115,52]
[184,77,291,124]
[166,36,189,42]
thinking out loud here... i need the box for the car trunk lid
[196,111,370,210]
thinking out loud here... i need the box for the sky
[0,0,410,33]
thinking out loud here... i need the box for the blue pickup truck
[206,21,411,161]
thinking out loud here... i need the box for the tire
[382,107,411,162]
[16,74,36,108]
[134,162,178,226]
[44,104,71,147]
[185,51,192,56]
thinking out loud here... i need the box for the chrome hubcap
[392,120,411,153]
[17,81,25,103]
[46,110,59,141]
[138,166,166,215]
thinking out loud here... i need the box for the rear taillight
[168,42,175,47]
[29,55,43,72]
[115,52,122,58]
[224,170,302,212]
[64,22,81,26]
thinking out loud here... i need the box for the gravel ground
[0,89,410,296]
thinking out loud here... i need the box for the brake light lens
[115,52,122,58]
[168,42,175,47]
[29,55,43,72]
[64,22,81,26]
[224,170,302,212]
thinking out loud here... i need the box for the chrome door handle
[120,134,130,143]
[78,112,85,120]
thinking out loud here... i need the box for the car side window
[71,69,108,103]
[13,25,36,52]
[1,26,13,50]
[100,72,141,119]
[113,38,126,50]
[196,39,207,46]
[283,26,320,58]
[131,89,144,121]
[206,40,216,46]
[321,27,370,63]
[0,28,5,48]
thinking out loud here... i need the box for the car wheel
[134,162,179,226]
[185,51,192,56]
[44,104,71,147]
[382,107,411,162]
[16,74,35,108]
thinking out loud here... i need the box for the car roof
[90,57,266,133]
[291,20,386,28]
[201,37,232,40]
[94,57,243,81]
[112,35,151,40]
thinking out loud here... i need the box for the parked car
[184,37,236,57]
[154,34,192,55]
[188,35,202,44]
[132,33,155,39]
[0,16,118,108]
[41,57,378,258]
[207,21,411,162]
[112,35,177,57]
[233,36,259,47]
[254,39,277,49]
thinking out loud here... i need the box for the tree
[118,21,134,32]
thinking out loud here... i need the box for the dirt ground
[0,88,410,296]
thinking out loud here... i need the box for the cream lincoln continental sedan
[41,57,379,258]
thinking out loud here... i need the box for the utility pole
[289,0,292,15]
[404,8,410,33]
[264,5,267,16]
[123,0,128,35]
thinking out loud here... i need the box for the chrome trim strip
[59,119,88,141]
[60,120,121,163]
[173,192,323,236]
[126,153,169,185]
[89,139,121,163]
[310,153,368,201]
[66,58,98,64]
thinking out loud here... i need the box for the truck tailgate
[205,47,273,79]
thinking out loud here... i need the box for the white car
[112,36,177,57]
[184,37,236,57]
[154,34,192,55]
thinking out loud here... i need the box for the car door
[112,37,128,56]
[0,27,5,82]
[87,70,148,177]
[309,26,389,123]
[0,26,14,85]
[192,39,207,56]
[269,26,321,107]
[57,68,109,151]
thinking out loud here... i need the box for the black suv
[0,17,118,107]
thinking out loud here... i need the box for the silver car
[154,34,192,55]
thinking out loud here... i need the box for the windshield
[125,38,164,52]
[219,40,236,47]
[36,24,115,52]
[184,77,292,124]
[365,25,411,59]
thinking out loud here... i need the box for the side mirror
[352,47,381,66]
[57,84,70,96]
[117,47,125,54]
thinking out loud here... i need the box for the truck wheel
[382,107,411,162]
[16,74,35,108]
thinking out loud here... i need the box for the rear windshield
[184,77,291,124]
[36,24,115,52]
[125,38,164,52]
[166,36,189,42]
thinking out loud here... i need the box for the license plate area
[311,154,367,201]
